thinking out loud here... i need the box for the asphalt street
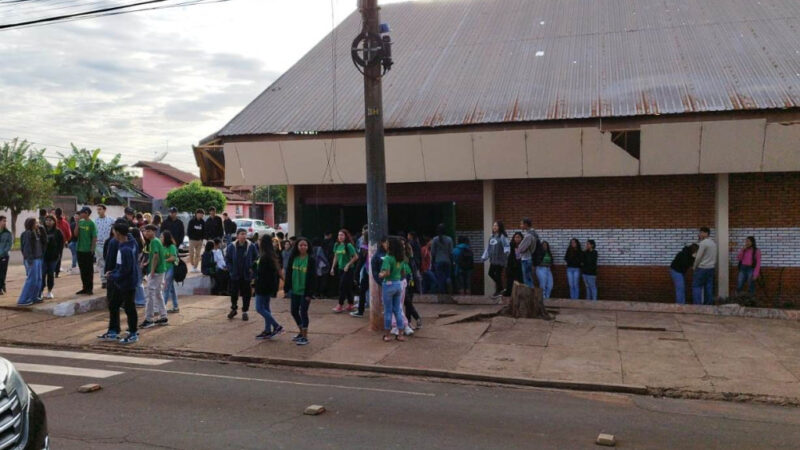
[3,346,800,449]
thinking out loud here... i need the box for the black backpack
[201,252,215,276]
[457,247,474,270]
[174,259,188,283]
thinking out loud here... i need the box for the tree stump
[510,281,552,320]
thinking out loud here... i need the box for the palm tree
[52,144,136,204]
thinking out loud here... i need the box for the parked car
[179,236,190,255]
[0,357,48,450]
[233,219,275,241]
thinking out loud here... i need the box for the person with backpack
[161,230,180,313]
[516,218,539,288]
[482,221,510,299]
[431,224,454,294]
[225,229,259,320]
[452,236,474,295]
[285,237,317,346]
[254,235,283,340]
[99,222,139,344]
[581,240,599,301]
[564,238,583,299]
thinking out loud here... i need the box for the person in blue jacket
[225,228,259,321]
[100,222,140,344]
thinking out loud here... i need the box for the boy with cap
[74,207,97,295]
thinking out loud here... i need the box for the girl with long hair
[404,238,422,329]
[565,238,583,299]
[535,240,554,299]
[255,235,283,339]
[161,230,180,312]
[482,220,509,299]
[330,229,358,312]
[736,236,761,295]
[285,237,317,345]
[503,232,524,296]
[581,240,598,300]
[379,236,410,342]
[18,218,46,306]
[41,215,63,300]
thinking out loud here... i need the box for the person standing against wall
[482,221,510,299]
[74,207,97,295]
[516,218,538,288]
[692,227,717,305]
[736,236,761,296]
[503,232,524,297]
[564,238,583,299]
[95,204,115,289]
[669,243,698,304]
[581,240,598,301]
[431,224,454,294]
[187,209,205,272]
[535,241,554,299]
[0,216,10,296]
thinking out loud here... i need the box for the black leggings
[404,288,419,321]
[488,264,504,294]
[338,268,354,305]
[505,264,521,295]
[291,294,310,329]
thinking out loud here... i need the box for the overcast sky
[0,0,408,174]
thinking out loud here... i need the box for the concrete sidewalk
[1,294,799,405]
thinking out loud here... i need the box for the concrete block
[596,433,615,446]
[78,383,102,393]
[304,405,326,415]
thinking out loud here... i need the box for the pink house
[134,161,275,226]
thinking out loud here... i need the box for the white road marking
[28,384,61,395]
[111,366,436,397]
[0,346,170,366]
[13,363,123,379]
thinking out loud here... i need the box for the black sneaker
[97,331,119,341]
[256,331,270,340]
[139,320,155,329]
[83,291,94,296]
[291,333,302,342]
[155,317,169,326]
[227,310,237,319]
[242,312,249,321]
[75,290,87,295]
[295,336,309,346]
[269,325,284,339]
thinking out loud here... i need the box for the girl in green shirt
[162,231,180,312]
[379,237,409,342]
[330,229,358,313]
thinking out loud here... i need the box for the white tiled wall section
[454,228,800,267]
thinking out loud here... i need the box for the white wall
[1,204,128,237]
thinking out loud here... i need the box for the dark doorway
[300,202,456,239]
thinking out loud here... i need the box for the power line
[0,0,167,29]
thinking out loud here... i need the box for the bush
[165,180,226,213]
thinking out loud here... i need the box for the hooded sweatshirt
[482,234,510,266]
[517,229,539,261]
[109,239,140,291]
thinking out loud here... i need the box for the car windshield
[235,220,253,227]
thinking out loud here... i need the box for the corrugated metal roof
[217,0,800,137]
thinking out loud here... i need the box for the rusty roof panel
[217,0,800,137]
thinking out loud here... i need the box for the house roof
[135,160,247,201]
[215,0,800,138]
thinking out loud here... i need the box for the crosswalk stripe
[13,363,123,379]
[0,347,170,366]
[28,384,61,395]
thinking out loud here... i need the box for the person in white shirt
[692,227,718,305]
[94,204,115,288]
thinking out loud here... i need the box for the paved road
[3,346,800,449]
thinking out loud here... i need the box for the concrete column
[483,180,495,296]
[286,185,297,237]
[715,173,730,299]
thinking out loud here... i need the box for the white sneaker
[45,292,54,299]
[390,327,399,336]
[404,326,415,336]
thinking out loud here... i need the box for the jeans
[521,259,534,288]
[255,294,280,333]
[108,285,137,334]
[692,267,715,305]
[290,293,310,329]
[488,264,504,295]
[224,234,233,246]
[18,259,43,305]
[95,246,107,283]
[0,255,8,292]
[670,269,686,304]
[229,278,252,312]
[338,268,355,305]
[582,274,598,300]
[145,272,167,320]
[567,267,581,299]
[77,251,94,292]
[456,269,472,293]
[736,266,756,294]
[421,270,438,294]
[163,266,178,308]
[41,259,59,295]
[135,270,146,307]
[434,261,451,294]
[535,266,553,299]
[68,241,78,268]
[381,281,405,330]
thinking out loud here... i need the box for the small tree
[165,180,226,213]
[253,185,287,222]
[53,144,136,204]
[0,139,55,235]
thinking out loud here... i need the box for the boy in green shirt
[140,225,168,328]
[74,207,97,295]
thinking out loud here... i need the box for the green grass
[11,237,19,251]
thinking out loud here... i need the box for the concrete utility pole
[358,0,388,331]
